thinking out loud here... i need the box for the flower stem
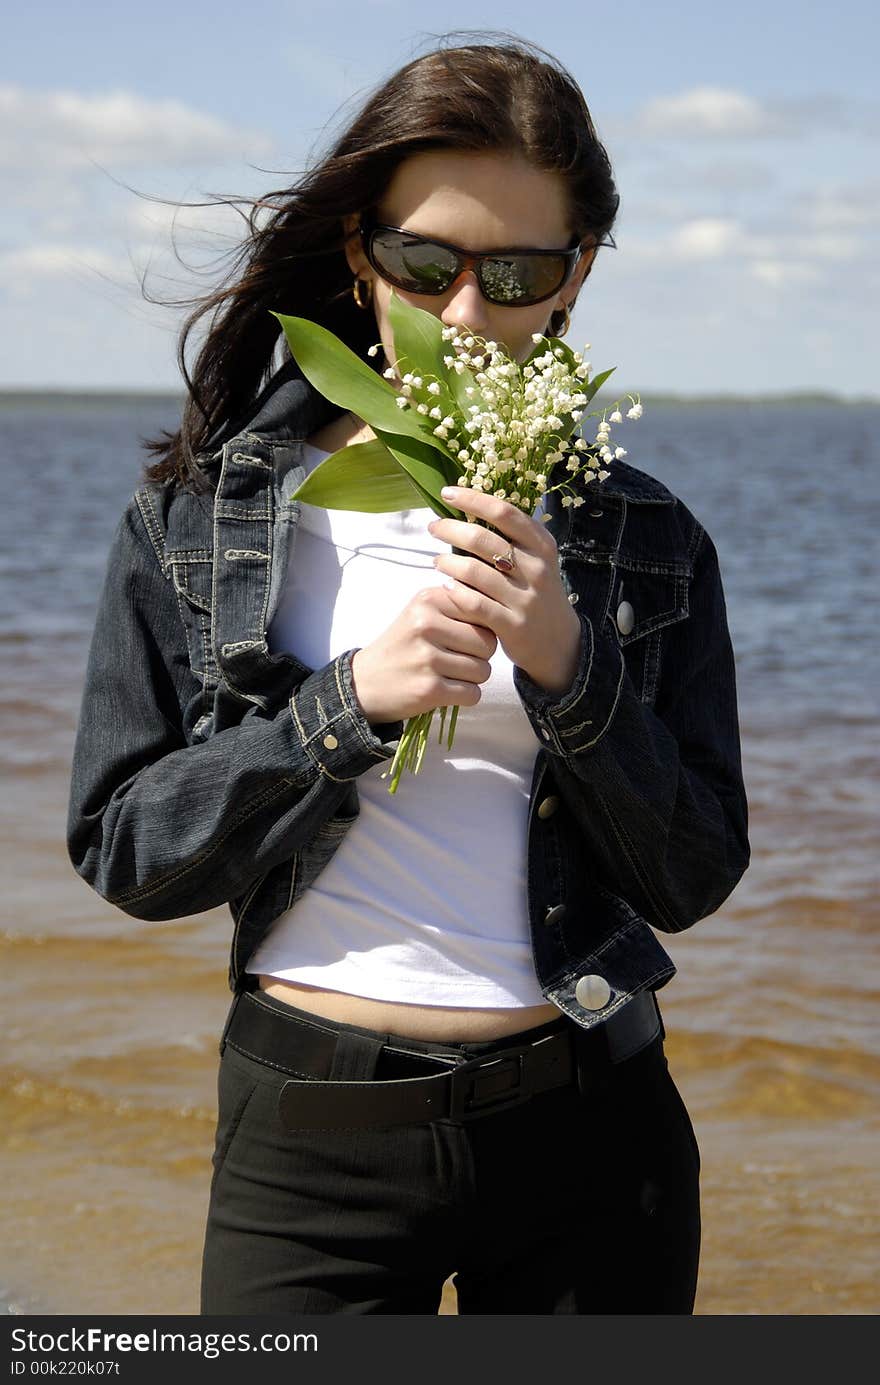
[381,705,460,794]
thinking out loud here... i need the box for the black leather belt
[223,987,662,1131]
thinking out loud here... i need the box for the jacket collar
[205,360,341,460]
[600,460,676,505]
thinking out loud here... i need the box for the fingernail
[440,486,457,499]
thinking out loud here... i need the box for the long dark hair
[142,34,619,488]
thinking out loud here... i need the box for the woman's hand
[350,585,497,726]
[427,486,582,696]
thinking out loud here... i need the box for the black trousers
[200,989,701,1315]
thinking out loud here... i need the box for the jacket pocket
[561,546,691,706]
[168,552,218,682]
[289,805,359,909]
[611,563,690,705]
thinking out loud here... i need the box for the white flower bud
[427,381,441,395]
[396,397,409,409]
[383,367,396,380]
[367,344,379,357]
[609,410,623,423]
[615,447,627,460]
[627,403,643,420]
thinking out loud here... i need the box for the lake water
[1,395,877,1315]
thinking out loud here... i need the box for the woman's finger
[437,487,554,551]
[433,550,521,604]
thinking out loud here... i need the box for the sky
[1,0,877,396]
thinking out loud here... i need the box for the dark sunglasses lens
[479,254,568,305]
[369,230,457,295]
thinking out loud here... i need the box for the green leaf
[377,428,461,517]
[582,366,616,405]
[388,293,447,382]
[388,293,486,441]
[272,312,429,446]
[290,439,424,512]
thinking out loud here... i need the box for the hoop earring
[551,303,571,338]
[352,277,373,310]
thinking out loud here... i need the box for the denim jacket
[67,364,749,1031]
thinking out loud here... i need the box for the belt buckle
[448,1045,533,1120]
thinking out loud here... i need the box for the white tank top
[244,444,547,1007]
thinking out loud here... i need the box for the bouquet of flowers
[273,294,642,793]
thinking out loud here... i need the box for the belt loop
[653,991,666,1042]
[218,988,244,1056]
[328,1029,386,1081]
[574,1023,609,1099]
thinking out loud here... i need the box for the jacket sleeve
[513,524,750,933]
[67,497,398,921]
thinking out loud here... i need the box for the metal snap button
[540,727,551,740]
[322,733,339,750]
[544,904,567,927]
[537,796,559,820]
[616,601,635,636]
[575,974,612,1010]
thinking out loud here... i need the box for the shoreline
[1,389,878,409]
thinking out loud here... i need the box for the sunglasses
[359,219,606,308]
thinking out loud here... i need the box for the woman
[67,38,749,1314]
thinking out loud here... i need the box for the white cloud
[750,260,820,287]
[795,182,880,231]
[0,83,272,172]
[636,87,770,138]
[123,197,251,247]
[0,242,135,301]
[627,85,856,141]
[670,218,743,258]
